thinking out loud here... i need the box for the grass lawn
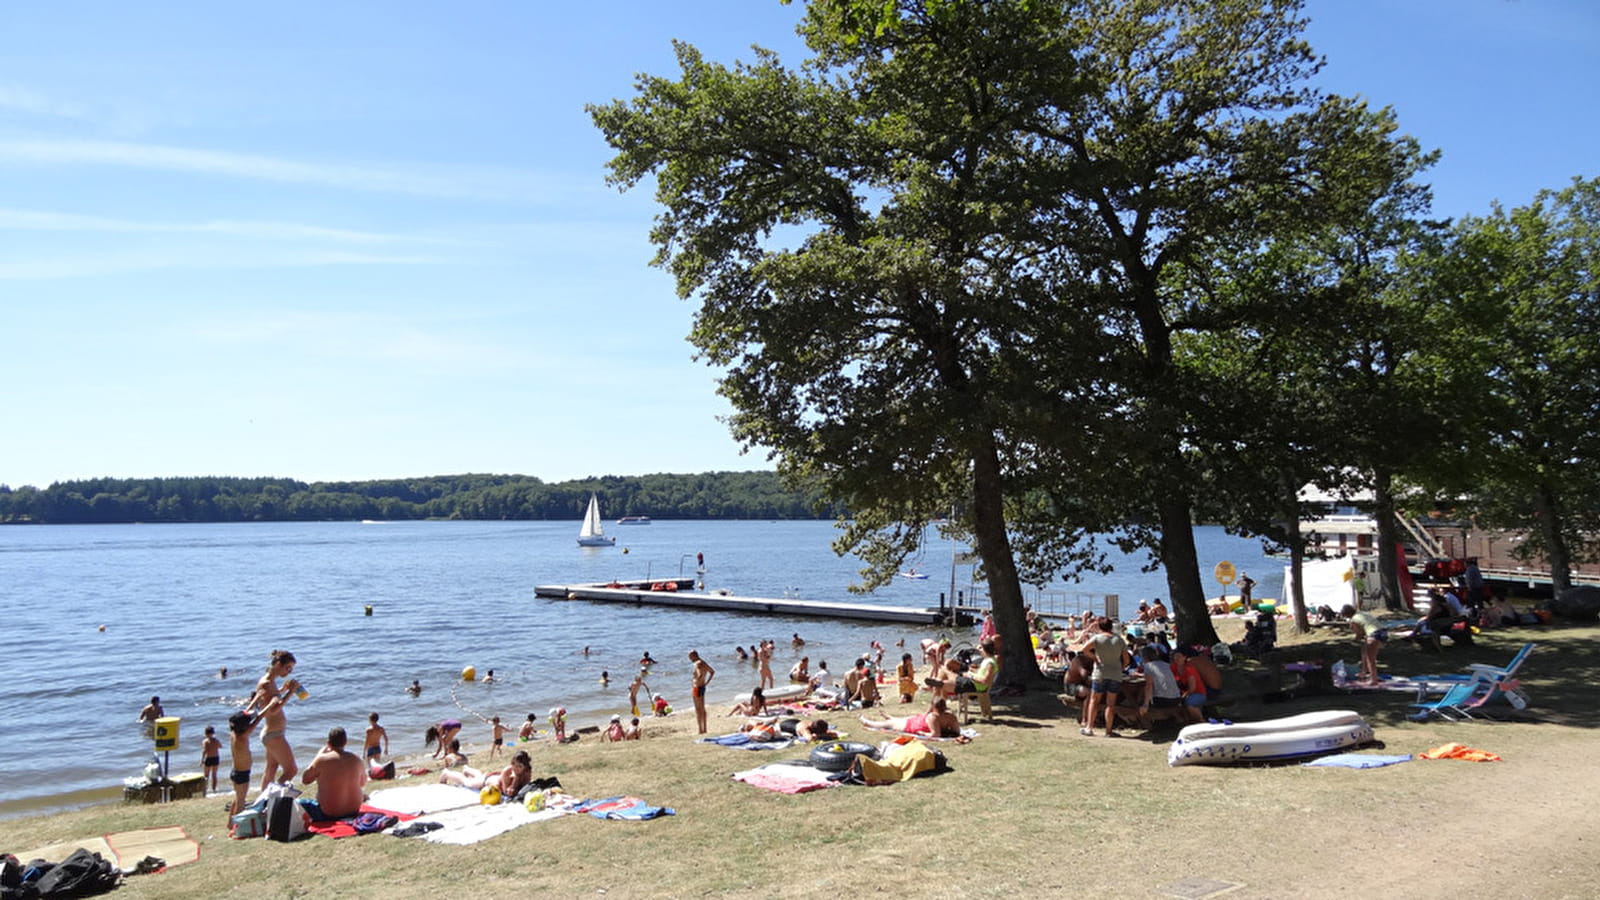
[4,619,1596,899]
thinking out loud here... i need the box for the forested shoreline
[0,471,838,524]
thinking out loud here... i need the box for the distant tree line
[0,471,840,524]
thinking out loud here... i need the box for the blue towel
[698,733,793,750]
[1302,753,1413,769]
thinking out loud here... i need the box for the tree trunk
[1372,470,1403,611]
[1160,493,1218,649]
[969,437,1039,685]
[1533,487,1573,596]
[1283,493,1310,633]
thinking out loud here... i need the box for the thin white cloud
[0,207,462,246]
[0,249,445,280]
[0,85,92,121]
[0,137,597,204]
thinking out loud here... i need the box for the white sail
[577,493,615,546]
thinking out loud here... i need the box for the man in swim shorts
[689,649,715,735]
[300,727,366,820]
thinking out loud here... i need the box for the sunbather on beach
[896,653,918,703]
[860,697,962,739]
[728,686,767,717]
[301,727,366,820]
[439,750,531,800]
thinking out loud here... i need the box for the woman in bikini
[250,649,302,791]
[424,719,464,758]
[860,697,961,738]
[439,750,532,798]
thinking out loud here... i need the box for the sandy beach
[4,620,1596,899]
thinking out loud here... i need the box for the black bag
[31,848,118,898]
[1,852,38,900]
[265,795,308,842]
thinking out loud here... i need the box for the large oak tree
[592,0,1414,662]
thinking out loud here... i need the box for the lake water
[0,519,1280,819]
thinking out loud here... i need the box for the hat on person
[610,714,621,722]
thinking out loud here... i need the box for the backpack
[265,796,309,842]
[31,849,119,898]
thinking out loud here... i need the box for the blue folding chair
[1408,680,1491,721]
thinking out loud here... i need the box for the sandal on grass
[1079,727,1093,736]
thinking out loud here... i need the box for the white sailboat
[577,493,616,547]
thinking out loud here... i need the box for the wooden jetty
[533,579,971,625]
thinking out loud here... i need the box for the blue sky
[2,1,1595,490]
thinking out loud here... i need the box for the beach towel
[1330,661,1427,693]
[731,763,839,794]
[571,796,675,820]
[14,837,115,869]
[698,733,795,751]
[104,826,200,870]
[366,783,480,816]
[1418,743,1502,762]
[1301,753,1414,769]
[406,801,568,845]
[302,805,413,839]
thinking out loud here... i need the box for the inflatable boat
[734,683,811,705]
[1167,709,1374,766]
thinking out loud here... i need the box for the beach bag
[265,795,309,842]
[32,848,118,898]
[368,760,396,780]
[229,807,268,839]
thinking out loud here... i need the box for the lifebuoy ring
[808,741,877,772]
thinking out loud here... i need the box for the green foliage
[0,471,834,525]
[592,0,1421,655]
[1429,177,1600,589]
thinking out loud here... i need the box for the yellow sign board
[1213,561,1236,586]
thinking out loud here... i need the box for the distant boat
[577,494,616,547]
[900,569,929,580]
[616,516,652,525]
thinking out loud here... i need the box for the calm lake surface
[0,519,1280,819]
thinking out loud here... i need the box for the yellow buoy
[461,665,477,682]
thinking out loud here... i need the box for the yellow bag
[479,784,501,805]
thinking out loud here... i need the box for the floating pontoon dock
[533,579,971,625]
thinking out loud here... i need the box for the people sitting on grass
[896,653,918,703]
[300,726,366,820]
[602,714,627,742]
[1138,646,1182,727]
[860,697,962,739]
[728,686,767,717]
[439,750,532,801]
[923,639,998,699]
[1169,650,1209,724]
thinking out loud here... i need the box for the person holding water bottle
[250,649,303,791]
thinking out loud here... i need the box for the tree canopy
[0,471,837,525]
[592,0,1431,662]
